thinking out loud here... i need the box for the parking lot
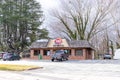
[0,60,120,80]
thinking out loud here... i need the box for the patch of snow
[36,39,48,42]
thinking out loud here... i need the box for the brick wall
[30,48,93,60]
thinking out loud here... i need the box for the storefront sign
[54,38,62,45]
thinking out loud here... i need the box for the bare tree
[110,0,120,49]
[50,0,115,42]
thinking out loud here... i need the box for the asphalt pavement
[0,60,120,80]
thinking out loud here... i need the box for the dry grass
[0,64,42,71]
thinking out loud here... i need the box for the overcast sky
[36,0,59,10]
[35,0,60,28]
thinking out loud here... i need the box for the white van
[114,49,120,59]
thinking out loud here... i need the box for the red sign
[54,38,62,44]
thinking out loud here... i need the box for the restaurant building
[30,38,94,60]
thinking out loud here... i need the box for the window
[75,50,83,56]
[43,50,50,56]
[65,50,71,55]
[34,50,40,56]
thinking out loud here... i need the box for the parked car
[51,50,69,61]
[3,53,21,61]
[21,53,30,58]
[0,52,6,59]
[103,53,112,59]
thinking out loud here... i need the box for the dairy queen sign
[54,38,62,45]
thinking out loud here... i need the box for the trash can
[38,54,42,60]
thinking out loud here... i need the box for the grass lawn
[0,64,42,71]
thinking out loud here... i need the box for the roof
[30,39,92,49]
[30,42,48,48]
[68,40,92,48]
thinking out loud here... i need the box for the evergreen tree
[0,0,47,52]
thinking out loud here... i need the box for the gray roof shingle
[30,42,48,48]
[68,40,92,48]
[30,39,92,49]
